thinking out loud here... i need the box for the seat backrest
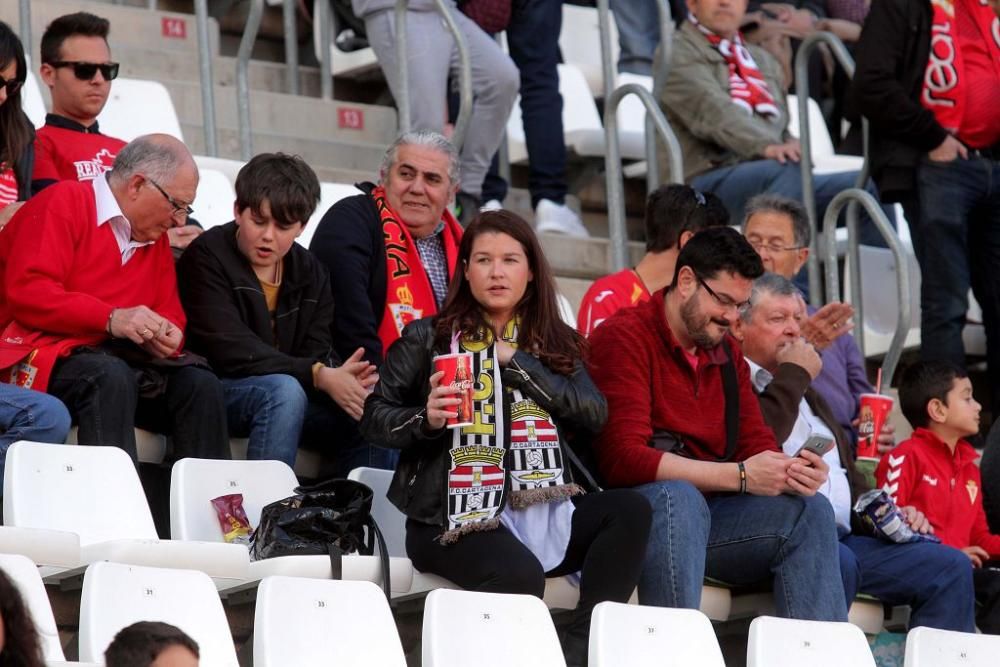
[347,467,406,558]
[854,245,922,335]
[78,561,238,665]
[559,4,620,97]
[589,601,724,667]
[192,155,246,186]
[97,78,184,142]
[192,168,236,231]
[253,576,406,666]
[0,553,66,661]
[904,626,1000,666]
[746,616,876,667]
[300,182,363,249]
[423,589,567,667]
[23,70,47,129]
[3,442,158,544]
[785,95,836,160]
[169,458,299,541]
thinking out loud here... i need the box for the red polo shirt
[588,289,779,488]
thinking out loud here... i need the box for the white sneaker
[534,199,590,238]
[480,199,503,211]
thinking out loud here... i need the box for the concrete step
[538,234,645,281]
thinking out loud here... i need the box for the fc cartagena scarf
[921,0,1000,133]
[440,320,583,544]
[691,15,779,119]
[373,185,462,354]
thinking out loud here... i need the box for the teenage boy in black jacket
[177,153,395,474]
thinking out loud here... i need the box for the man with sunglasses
[32,12,201,252]
[589,226,847,621]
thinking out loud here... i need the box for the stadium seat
[23,71,47,129]
[311,0,379,77]
[845,245,922,358]
[193,155,247,186]
[192,168,236,231]
[66,426,168,466]
[301,182,363,249]
[559,4,620,98]
[786,95,863,175]
[557,293,576,329]
[169,458,412,593]
[589,601,725,667]
[0,442,249,586]
[903,626,1000,666]
[78,561,239,666]
[253,576,407,666]
[423,588,567,667]
[97,77,184,141]
[0,553,66,662]
[746,615,876,667]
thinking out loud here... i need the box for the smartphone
[793,435,835,459]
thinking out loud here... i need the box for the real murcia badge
[388,284,422,335]
[966,480,979,504]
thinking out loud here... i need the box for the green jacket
[658,22,791,182]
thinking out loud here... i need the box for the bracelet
[106,309,115,336]
[737,461,748,495]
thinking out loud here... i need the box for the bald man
[0,134,229,465]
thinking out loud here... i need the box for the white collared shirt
[92,173,154,265]
[746,358,853,532]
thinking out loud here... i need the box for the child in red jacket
[875,361,1000,632]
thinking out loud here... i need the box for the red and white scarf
[691,15,779,119]
[921,0,1000,133]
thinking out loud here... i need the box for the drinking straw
[875,368,883,395]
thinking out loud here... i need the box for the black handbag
[250,478,391,598]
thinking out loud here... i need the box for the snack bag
[211,493,252,545]
[853,489,939,544]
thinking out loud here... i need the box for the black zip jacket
[850,0,947,201]
[359,318,607,527]
[176,221,338,391]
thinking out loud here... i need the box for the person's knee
[607,489,653,536]
[88,356,137,396]
[263,374,308,414]
[639,480,710,524]
[490,560,546,598]
[35,396,71,441]
[178,367,225,404]
[487,56,520,105]
[797,493,837,527]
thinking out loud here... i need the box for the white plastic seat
[253,576,406,666]
[843,245,922,358]
[747,615,876,667]
[589,601,724,667]
[903,626,1000,666]
[311,0,379,77]
[300,182,362,249]
[23,70,47,129]
[192,168,236,231]
[786,95,863,175]
[169,458,411,593]
[78,561,238,666]
[66,426,167,465]
[97,78,184,141]
[193,155,247,186]
[423,588,567,667]
[1,442,249,586]
[559,4,620,97]
[0,553,66,661]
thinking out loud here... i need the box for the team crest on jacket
[447,445,505,526]
[967,479,979,504]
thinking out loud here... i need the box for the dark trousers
[480,0,569,207]
[48,352,230,464]
[974,566,1000,634]
[406,489,651,664]
[299,393,399,479]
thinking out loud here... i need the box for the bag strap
[720,341,740,462]
[368,516,392,601]
[327,543,344,580]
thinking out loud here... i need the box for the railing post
[595,0,616,103]
[282,0,300,95]
[822,188,909,382]
[605,84,684,272]
[394,0,410,133]
[645,0,675,192]
[194,0,218,156]
[18,0,31,64]
[237,0,265,161]
[318,0,333,99]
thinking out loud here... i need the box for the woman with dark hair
[0,567,45,667]
[0,21,34,228]
[361,210,651,666]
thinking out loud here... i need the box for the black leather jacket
[359,318,607,527]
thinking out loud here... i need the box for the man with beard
[588,226,847,620]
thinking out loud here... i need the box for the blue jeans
[914,154,1000,408]
[608,0,686,75]
[0,385,71,491]
[223,374,397,475]
[839,535,975,632]
[634,480,847,620]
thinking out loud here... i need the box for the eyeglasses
[146,177,194,220]
[694,272,751,312]
[0,74,23,96]
[48,61,120,82]
[747,239,806,254]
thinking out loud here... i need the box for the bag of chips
[211,493,252,545]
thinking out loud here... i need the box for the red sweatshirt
[0,180,185,391]
[32,123,125,185]
[875,428,1000,558]
[588,290,778,488]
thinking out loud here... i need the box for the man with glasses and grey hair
[0,134,229,470]
[32,12,201,252]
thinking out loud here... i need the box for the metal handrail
[394,0,410,132]
[645,0,675,192]
[283,0,300,95]
[237,0,265,160]
[822,188,910,383]
[605,83,684,272]
[18,0,30,65]
[793,31,867,305]
[596,0,616,103]
[194,0,218,156]
[318,0,333,99]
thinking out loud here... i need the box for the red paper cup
[433,353,475,428]
[857,393,893,459]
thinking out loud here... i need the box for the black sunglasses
[49,61,120,82]
[0,73,23,96]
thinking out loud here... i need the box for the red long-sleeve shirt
[876,428,1000,558]
[588,290,778,488]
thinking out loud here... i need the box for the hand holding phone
[793,435,834,460]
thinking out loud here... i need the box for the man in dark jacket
[737,272,976,631]
[852,0,1000,414]
[177,153,393,474]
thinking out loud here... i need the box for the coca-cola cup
[433,353,475,428]
[857,393,893,459]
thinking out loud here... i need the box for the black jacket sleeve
[503,352,608,436]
